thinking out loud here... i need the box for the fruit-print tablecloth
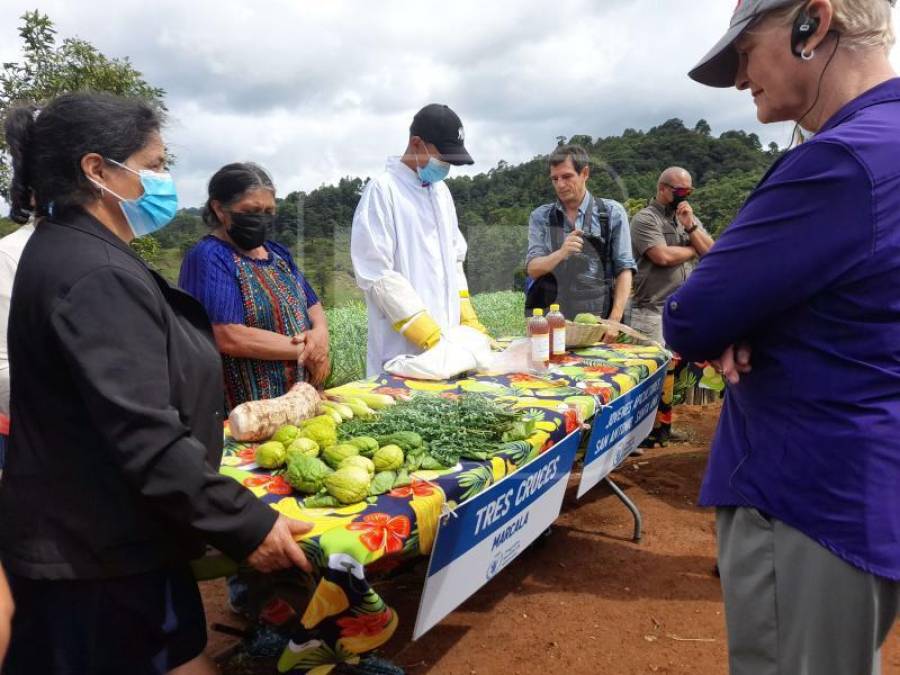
[218,342,668,674]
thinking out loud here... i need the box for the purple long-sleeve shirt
[664,78,900,580]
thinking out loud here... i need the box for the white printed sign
[576,363,668,499]
[413,430,581,639]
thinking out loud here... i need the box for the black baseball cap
[410,103,474,166]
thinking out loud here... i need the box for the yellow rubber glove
[459,291,488,334]
[394,311,441,350]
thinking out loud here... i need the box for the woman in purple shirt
[669,1,899,673]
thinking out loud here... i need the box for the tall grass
[323,301,369,388]
[324,291,526,387]
[472,291,525,338]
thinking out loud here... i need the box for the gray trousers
[630,306,664,346]
[717,507,899,675]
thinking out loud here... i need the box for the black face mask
[227,212,274,250]
[669,193,689,211]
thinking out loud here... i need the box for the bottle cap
[549,304,560,311]
[533,308,544,317]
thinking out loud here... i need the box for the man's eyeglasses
[664,183,693,199]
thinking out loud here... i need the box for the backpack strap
[594,197,612,257]
[547,204,565,251]
[547,195,614,258]
[525,205,564,314]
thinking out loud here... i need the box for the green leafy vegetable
[368,471,397,496]
[301,491,341,508]
[340,394,528,465]
[392,468,411,488]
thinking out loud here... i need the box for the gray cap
[689,0,798,88]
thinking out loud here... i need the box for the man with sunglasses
[630,167,714,345]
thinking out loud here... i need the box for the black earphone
[791,0,896,56]
[790,6,820,57]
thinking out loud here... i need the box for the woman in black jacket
[0,93,313,674]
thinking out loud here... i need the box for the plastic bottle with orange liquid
[547,304,566,363]
[527,308,550,370]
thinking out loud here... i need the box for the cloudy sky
[2,0,899,207]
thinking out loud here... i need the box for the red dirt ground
[205,404,899,674]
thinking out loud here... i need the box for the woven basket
[565,320,607,348]
[565,318,664,349]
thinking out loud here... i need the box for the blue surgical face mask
[416,145,451,185]
[89,158,178,237]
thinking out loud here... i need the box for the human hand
[712,343,752,385]
[291,333,308,365]
[560,229,584,259]
[304,327,330,362]
[603,315,623,343]
[247,515,313,573]
[308,356,331,387]
[294,328,330,364]
[676,202,695,229]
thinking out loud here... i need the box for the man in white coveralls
[351,103,487,376]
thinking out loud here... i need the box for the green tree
[146,117,779,302]
[130,234,161,265]
[694,119,712,136]
[0,10,166,198]
[692,170,764,235]
[623,197,647,219]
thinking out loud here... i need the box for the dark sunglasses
[664,183,693,198]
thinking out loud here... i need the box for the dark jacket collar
[51,205,144,262]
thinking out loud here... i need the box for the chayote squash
[373,444,404,472]
[301,414,337,430]
[271,424,300,446]
[324,466,371,504]
[285,454,333,494]
[340,455,375,477]
[375,432,424,454]
[286,437,320,462]
[347,436,379,457]
[299,422,337,451]
[256,441,286,469]
[322,443,360,469]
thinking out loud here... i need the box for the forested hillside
[0,118,777,305]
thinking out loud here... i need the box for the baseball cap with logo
[410,103,474,166]
[689,0,805,87]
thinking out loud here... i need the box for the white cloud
[1,0,899,207]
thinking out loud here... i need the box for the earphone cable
[789,31,842,148]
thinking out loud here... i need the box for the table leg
[604,476,642,542]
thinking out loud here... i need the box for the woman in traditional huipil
[180,162,330,411]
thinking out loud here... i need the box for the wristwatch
[684,222,698,234]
